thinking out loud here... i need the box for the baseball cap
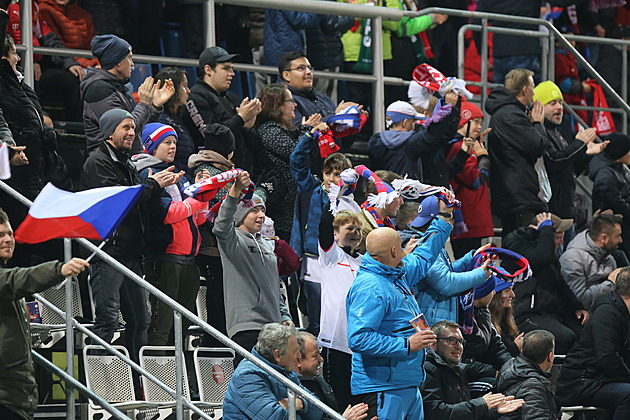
[409,195,440,228]
[199,46,239,70]
[386,101,426,124]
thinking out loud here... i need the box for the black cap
[604,133,630,160]
[198,46,239,70]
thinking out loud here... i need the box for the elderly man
[223,323,322,419]
[0,208,88,419]
[346,199,454,419]
[423,320,523,420]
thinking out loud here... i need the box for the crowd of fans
[3,0,630,419]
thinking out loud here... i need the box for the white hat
[386,101,426,123]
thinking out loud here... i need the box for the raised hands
[138,77,176,108]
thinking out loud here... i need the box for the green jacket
[0,260,64,419]
[340,0,433,62]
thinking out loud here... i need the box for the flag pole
[54,239,107,290]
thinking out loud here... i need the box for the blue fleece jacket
[346,217,452,394]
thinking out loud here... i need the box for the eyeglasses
[283,98,297,104]
[286,65,314,72]
[436,337,466,346]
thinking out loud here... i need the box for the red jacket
[447,139,494,239]
[37,0,98,68]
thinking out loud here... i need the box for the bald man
[346,200,455,419]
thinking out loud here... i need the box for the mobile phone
[465,121,471,138]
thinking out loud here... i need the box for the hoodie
[486,87,549,216]
[213,194,291,337]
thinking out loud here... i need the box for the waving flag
[326,105,368,137]
[14,183,144,244]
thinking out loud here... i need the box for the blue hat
[91,35,132,70]
[494,279,512,293]
[142,123,178,155]
[410,195,439,228]
[474,277,496,299]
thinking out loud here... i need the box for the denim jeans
[493,55,541,84]
[90,257,149,362]
[588,382,630,420]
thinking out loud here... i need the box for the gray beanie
[91,35,132,70]
[234,194,266,226]
[100,109,133,139]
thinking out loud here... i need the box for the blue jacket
[223,348,323,420]
[400,228,487,326]
[346,217,452,394]
[288,85,337,127]
[289,131,329,258]
[263,9,319,67]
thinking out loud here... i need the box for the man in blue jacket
[346,200,455,419]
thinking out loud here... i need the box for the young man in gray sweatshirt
[213,171,293,365]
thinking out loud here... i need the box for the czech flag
[14,183,144,244]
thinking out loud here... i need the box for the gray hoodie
[559,230,617,309]
[213,195,291,337]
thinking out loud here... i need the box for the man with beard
[535,81,606,243]
[561,213,626,310]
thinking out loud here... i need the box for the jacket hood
[589,153,618,181]
[498,354,550,391]
[80,67,126,96]
[380,130,415,149]
[567,230,612,262]
[485,87,526,116]
[131,153,164,172]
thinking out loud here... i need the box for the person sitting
[488,282,524,357]
[496,330,560,420]
[422,320,524,420]
[223,323,322,419]
[556,267,630,419]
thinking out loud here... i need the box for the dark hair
[505,68,534,96]
[0,208,8,225]
[489,289,519,338]
[323,153,352,174]
[365,170,402,196]
[277,50,306,82]
[431,320,461,337]
[395,202,419,229]
[296,330,317,359]
[589,213,624,241]
[2,33,15,59]
[522,330,555,364]
[616,267,630,298]
[155,67,189,115]
[256,83,290,128]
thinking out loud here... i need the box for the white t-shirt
[317,242,362,354]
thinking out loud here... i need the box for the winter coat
[306,9,355,70]
[486,87,549,216]
[133,155,208,263]
[462,306,513,371]
[80,68,158,155]
[560,230,617,310]
[289,131,329,258]
[289,85,337,126]
[446,136,494,239]
[422,348,493,420]
[496,354,559,420]
[0,260,65,420]
[186,79,254,171]
[556,291,630,405]
[0,108,11,143]
[38,0,99,68]
[78,141,162,260]
[263,8,319,67]
[257,121,312,237]
[589,153,630,220]
[367,106,460,183]
[401,227,487,326]
[223,348,323,420]
[158,111,198,181]
[503,226,585,323]
[346,217,452,394]
[542,118,590,219]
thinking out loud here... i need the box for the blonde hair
[333,211,362,231]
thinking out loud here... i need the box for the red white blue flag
[14,182,144,244]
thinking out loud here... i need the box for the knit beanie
[474,277,496,299]
[459,101,484,128]
[603,132,630,160]
[99,109,133,139]
[142,123,178,155]
[234,194,266,226]
[91,35,132,70]
[533,81,563,106]
[204,123,235,159]
[495,279,512,293]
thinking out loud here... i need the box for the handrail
[0,179,344,420]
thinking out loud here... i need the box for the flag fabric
[326,105,368,137]
[183,168,253,202]
[14,183,144,244]
[0,142,10,180]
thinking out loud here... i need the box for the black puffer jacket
[78,141,162,260]
[589,153,630,220]
[542,119,590,219]
[306,8,355,70]
[503,225,584,323]
[556,291,630,405]
[422,348,493,420]
[496,354,559,420]
[462,306,513,371]
[486,87,549,217]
